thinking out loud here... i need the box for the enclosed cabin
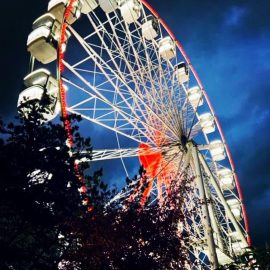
[120,0,141,24]
[81,0,99,14]
[99,0,118,13]
[199,112,215,134]
[226,198,243,221]
[159,36,176,61]
[231,240,247,256]
[217,168,235,190]
[175,62,189,84]
[229,231,247,256]
[18,69,60,122]
[187,86,203,109]
[48,0,82,24]
[209,140,226,161]
[27,13,69,64]
[141,16,159,40]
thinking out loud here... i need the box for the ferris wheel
[18,0,251,268]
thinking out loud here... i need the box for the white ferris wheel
[18,0,251,268]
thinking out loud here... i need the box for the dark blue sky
[0,0,269,246]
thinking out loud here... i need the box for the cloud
[224,6,249,27]
[220,81,270,246]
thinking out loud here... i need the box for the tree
[0,100,94,269]
[62,170,194,270]
[252,244,270,269]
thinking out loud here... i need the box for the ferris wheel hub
[180,134,188,151]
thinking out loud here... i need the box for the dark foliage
[61,172,193,270]
[0,101,95,269]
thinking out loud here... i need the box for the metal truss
[24,0,250,268]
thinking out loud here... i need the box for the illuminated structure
[18,1,251,268]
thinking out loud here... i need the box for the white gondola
[120,0,141,24]
[99,0,118,13]
[228,231,239,241]
[199,112,215,134]
[48,0,82,24]
[205,248,234,266]
[227,198,242,221]
[159,36,176,60]
[141,17,159,40]
[175,62,189,84]
[218,168,235,190]
[209,140,226,161]
[187,86,203,108]
[18,69,60,122]
[81,0,98,14]
[232,240,247,255]
[27,14,62,64]
[229,231,247,255]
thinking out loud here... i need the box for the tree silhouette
[61,170,194,270]
[0,99,95,269]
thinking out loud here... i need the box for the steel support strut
[188,142,219,269]
[198,152,248,247]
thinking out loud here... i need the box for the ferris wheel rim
[54,0,251,258]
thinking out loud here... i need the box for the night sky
[1,0,269,246]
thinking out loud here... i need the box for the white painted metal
[141,18,159,40]
[209,140,226,161]
[24,69,58,96]
[18,69,60,121]
[229,231,247,255]
[231,240,247,256]
[24,69,51,87]
[218,168,235,190]
[83,145,176,162]
[81,0,98,14]
[189,142,219,269]
[175,62,189,84]
[27,14,61,64]
[48,0,82,24]
[199,112,215,134]
[99,0,118,13]
[159,36,176,60]
[198,153,248,248]
[227,198,243,221]
[120,0,141,24]
[61,3,247,267]
[187,86,203,109]
[205,248,234,266]
[23,1,249,267]
[18,86,44,106]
